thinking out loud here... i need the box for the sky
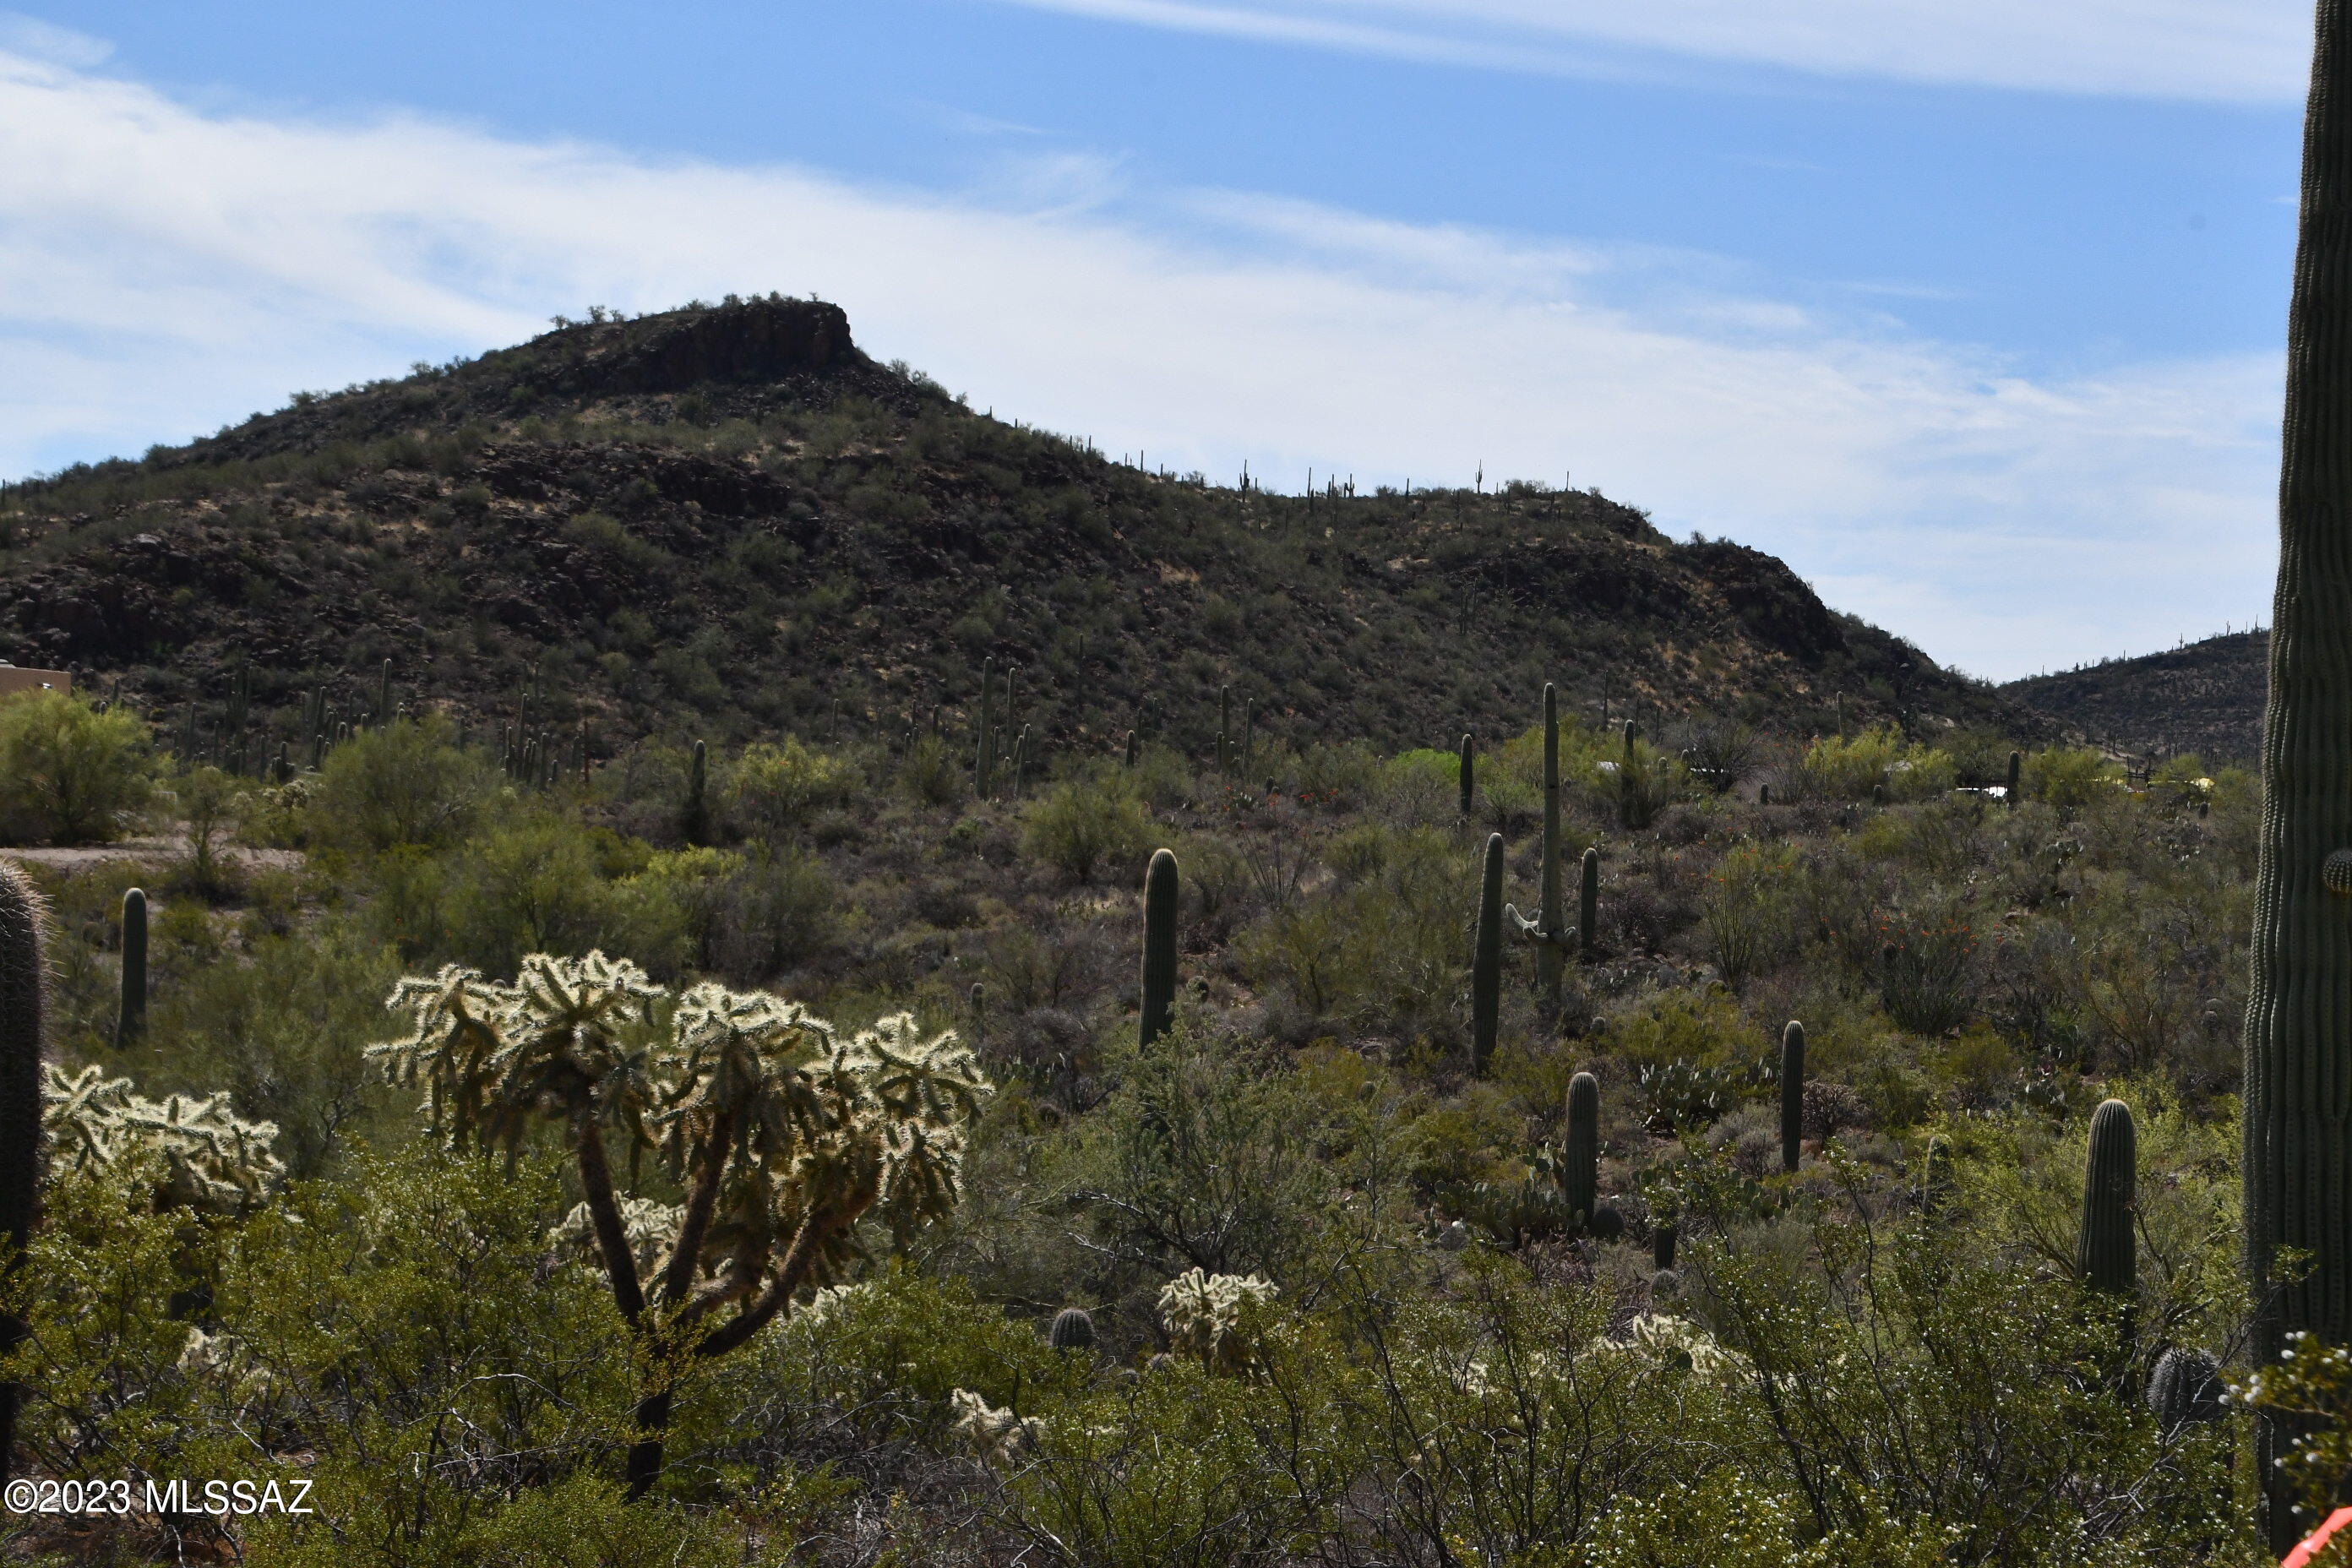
[0,1,2310,681]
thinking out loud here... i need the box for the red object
[2285,1505,2352,1566]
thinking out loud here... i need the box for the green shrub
[1023,770,1155,884]
[305,716,491,856]
[727,735,862,839]
[2023,746,2115,811]
[0,689,156,844]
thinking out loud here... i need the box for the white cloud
[0,49,2280,680]
[990,0,2312,104]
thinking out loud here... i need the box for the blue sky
[0,2,2310,680]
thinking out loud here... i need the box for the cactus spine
[117,888,146,1049]
[1048,1307,1097,1353]
[1505,684,1568,1015]
[1458,732,1475,817]
[0,863,47,1484]
[2079,1098,2137,1296]
[1140,848,1179,1048]
[1563,1070,1598,1226]
[1472,833,1504,1076]
[1778,1021,1805,1173]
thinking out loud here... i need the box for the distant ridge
[0,296,2052,757]
[2001,630,2267,763]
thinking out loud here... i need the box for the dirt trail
[0,836,302,871]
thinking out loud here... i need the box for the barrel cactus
[0,864,46,1484]
[2147,1346,2224,1435]
[2079,1097,2137,1297]
[1472,833,1504,1076]
[116,887,146,1049]
[1048,1306,1097,1353]
[1140,848,1179,1047]
[1779,1020,1805,1173]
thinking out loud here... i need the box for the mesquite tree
[373,951,990,1499]
[2250,0,2352,1546]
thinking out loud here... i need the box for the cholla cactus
[1611,1313,1750,1381]
[950,1387,1040,1467]
[41,1063,283,1215]
[1158,1267,1280,1375]
[372,950,991,1498]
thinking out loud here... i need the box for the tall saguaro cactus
[2250,4,2352,1544]
[1579,847,1599,961]
[1506,684,1569,1015]
[1779,1021,1805,1173]
[1472,833,1504,1075]
[1458,732,1476,818]
[1140,848,1179,1047]
[1563,1070,1599,1227]
[116,887,146,1049]
[977,656,998,798]
[2080,1097,2137,1297]
[0,863,47,1484]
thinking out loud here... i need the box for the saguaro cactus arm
[0,863,47,1484]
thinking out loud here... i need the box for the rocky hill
[0,296,2050,761]
[2001,630,2267,764]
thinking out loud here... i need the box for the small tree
[0,691,155,846]
[370,951,989,1498]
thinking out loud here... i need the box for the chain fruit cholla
[370,950,991,1498]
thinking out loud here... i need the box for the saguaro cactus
[1779,1020,1805,1173]
[116,888,146,1049]
[1472,833,1504,1076]
[2248,13,2352,1545]
[683,739,710,845]
[1563,1070,1598,1226]
[2079,1097,2137,1297]
[2006,749,2023,809]
[1217,685,1231,775]
[1458,732,1475,817]
[1141,848,1179,1047]
[977,657,998,797]
[1579,847,1599,961]
[1506,684,1569,1015]
[0,863,47,1484]
[2147,1347,2224,1434]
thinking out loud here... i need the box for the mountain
[2001,631,2268,765]
[0,296,2048,760]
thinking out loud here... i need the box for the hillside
[0,295,2047,759]
[2001,629,2267,764]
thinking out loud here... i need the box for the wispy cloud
[0,48,2279,679]
[989,0,2312,104]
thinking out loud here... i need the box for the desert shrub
[1876,905,1979,1036]
[2023,746,2115,812]
[1023,769,1156,884]
[705,845,838,983]
[306,715,492,856]
[1700,843,1799,988]
[727,735,862,840]
[0,689,156,844]
[900,730,967,806]
[1792,727,1952,804]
